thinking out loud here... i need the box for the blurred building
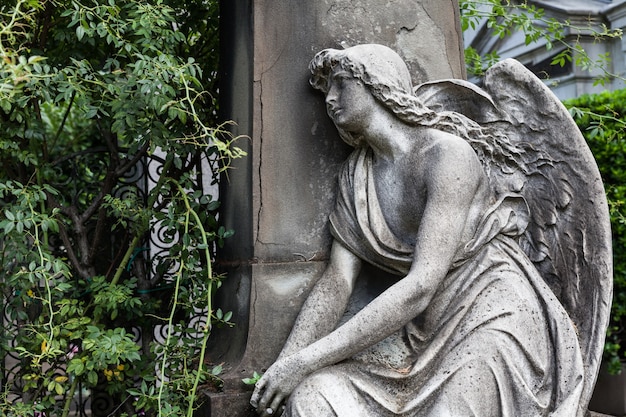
[464,0,626,99]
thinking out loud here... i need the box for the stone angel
[250,44,612,417]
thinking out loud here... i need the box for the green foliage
[0,0,243,416]
[565,90,626,374]
[242,371,262,386]
[460,0,623,84]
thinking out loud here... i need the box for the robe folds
[286,147,585,417]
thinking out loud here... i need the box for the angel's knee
[285,370,359,417]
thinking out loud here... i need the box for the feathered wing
[484,59,612,409]
[417,59,613,410]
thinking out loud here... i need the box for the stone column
[208,1,465,415]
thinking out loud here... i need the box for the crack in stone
[255,77,263,247]
[398,24,418,33]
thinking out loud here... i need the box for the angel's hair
[309,45,540,183]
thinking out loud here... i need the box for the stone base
[197,389,255,417]
[589,363,626,417]
[203,395,624,416]
[196,386,620,417]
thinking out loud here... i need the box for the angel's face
[325,68,377,133]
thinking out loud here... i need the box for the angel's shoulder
[420,129,482,174]
[410,130,485,200]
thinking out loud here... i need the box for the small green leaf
[87,370,98,385]
[242,371,262,385]
[223,311,233,322]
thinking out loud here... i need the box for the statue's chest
[372,164,425,240]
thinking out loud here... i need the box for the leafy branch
[461,0,623,85]
[0,1,243,416]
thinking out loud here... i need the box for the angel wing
[416,59,613,409]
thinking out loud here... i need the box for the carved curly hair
[309,45,543,188]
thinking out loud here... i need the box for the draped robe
[286,147,585,417]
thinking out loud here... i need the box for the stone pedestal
[589,363,626,417]
[206,1,465,415]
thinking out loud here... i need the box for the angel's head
[309,44,413,96]
[310,44,431,146]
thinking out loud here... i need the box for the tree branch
[115,139,150,178]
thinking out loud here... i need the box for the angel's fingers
[257,383,282,413]
[268,394,286,417]
[250,380,266,408]
[260,398,283,417]
[257,389,272,411]
[250,391,260,408]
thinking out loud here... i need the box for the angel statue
[250,44,612,417]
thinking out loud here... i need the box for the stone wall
[208,1,465,415]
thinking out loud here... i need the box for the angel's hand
[250,355,309,416]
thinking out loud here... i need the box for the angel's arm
[250,240,360,415]
[278,239,362,359]
[252,135,485,414]
[290,139,483,363]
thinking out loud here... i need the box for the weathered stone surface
[212,4,466,414]
[250,0,465,262]
[200,390,256,417]
[248,45,612,417]
[213,2,611,416]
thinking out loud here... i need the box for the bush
[0,1,243,416]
